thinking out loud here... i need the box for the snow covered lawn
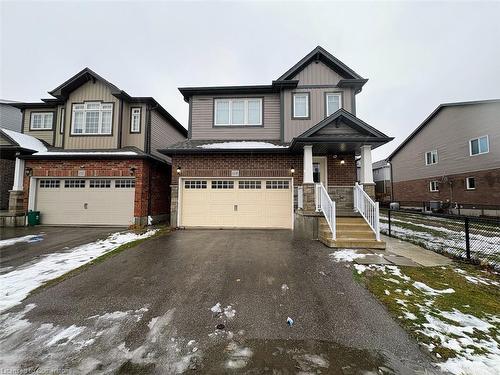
[331,252,500,375]
[380,210,500,270]
[0,229,158,313]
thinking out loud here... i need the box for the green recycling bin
[27,211,40,226]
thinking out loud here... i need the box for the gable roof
[387,99,500,160]
[296,109,390,140]
[276,46,365,82]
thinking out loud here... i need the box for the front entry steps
[318,217,386,249]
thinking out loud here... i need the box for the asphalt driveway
[0,226,125,270]
[0,229,440,374]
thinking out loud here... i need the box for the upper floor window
[325,93,342,116]
[130,107,141,133]
[71,102,113,135]
[214,98,262,126]
[425,150,438,165]
[293,93,309,119]
[469,135,489,156]
[30,112,53,130]
[60,108,65,134]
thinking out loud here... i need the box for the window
[429,181,439,192]
[115,179,135,188]
[130,108,141,133]
[425,150,438,165]
[39,179,60,188]
[184,180,207,189]
[30,112,53,130]
[214,98,262,126]
[60,108,65,134]
[293,93,309,118]
[212,180,234,189]
[470,136,489,156]
[89,179,111,188]
[71,102,113,135]
[266,180,290,189]
[313,163,321,183]
[64,179,85,188]
[325,93,342,116]
[466,177,476,190]
[238,180,261,189]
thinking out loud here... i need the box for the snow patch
[198,141,287,149]
[0,230,158,313]
[34,151,138,156]
[413,281,455,296]
[1,128,47,152]
[329,249,367,262]
[0,234,44,248]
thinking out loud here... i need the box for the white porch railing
[297,186,303,209]
[315,183,336,240]
[353,182,380,241]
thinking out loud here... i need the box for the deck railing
[315,183,336,240]
[353,182,380,241]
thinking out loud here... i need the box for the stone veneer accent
[22,158,171,225]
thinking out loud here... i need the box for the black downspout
[146,104,153,223]
[389,161,394,202]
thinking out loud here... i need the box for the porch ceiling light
[176,166,182,175]
[340,158,345,165]
[290,166,295,175]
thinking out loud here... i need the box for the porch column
[9,157,25,214]
[303,145,314,183]
[360,145,375,199]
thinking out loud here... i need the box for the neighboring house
[161,46,392,247]
[8,68,186,226]
[372,160,391,202]
[388,99,500,211]
[0,100,22,132]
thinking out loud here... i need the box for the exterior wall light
[290,167,295,175]
[176,166,182,175]
[340,158,345,165]
[25,167,33,177]
[129,166,137,176]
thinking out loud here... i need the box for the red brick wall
[171,153,356,185]
[22,158,171,219]
[392,167,500,206]
[0,159,15,210]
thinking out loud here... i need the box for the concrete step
[319,235,386,249]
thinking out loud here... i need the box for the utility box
[27,211,40,226]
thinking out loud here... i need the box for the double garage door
[35,178,135,226]
[180,178,293,229]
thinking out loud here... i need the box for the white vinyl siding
[469,135,489,156]
[30,113,53,130]
[214,98,262,126]
[429,181,439,192]
[131,108,141,133]
[71,102,113,135]
[293,93,309,118]
[425,150,438,165]
[325,93,341,116]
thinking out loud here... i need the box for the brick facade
[22,158,171,224]
[392,167,500,206]
[0,159,15,210]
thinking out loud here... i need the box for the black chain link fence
[381,209,500,270]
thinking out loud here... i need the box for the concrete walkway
[354,235,452,267]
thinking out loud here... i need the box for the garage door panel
[180,179,292,229]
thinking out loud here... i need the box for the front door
[312,157,328,187]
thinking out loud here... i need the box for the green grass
[28,226,170,296]
[360,264,500,360]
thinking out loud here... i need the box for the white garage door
[35,178,135,226]
[180,179,293,229]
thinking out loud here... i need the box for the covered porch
[290,109,393,248]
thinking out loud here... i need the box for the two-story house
[8,68,186,226]
[161,46,393,248]
[388,99,500,212]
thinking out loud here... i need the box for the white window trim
[30,112,54,130]
[214,98,263,126]
[466,177,476,190]
[293,93,309,118]
[130,107,141,133]
[425,150,438,165]
[325,93,342,117]
[469,135,489,156]
[429,181,439,192]
[71,101,113,135]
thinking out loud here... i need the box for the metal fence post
[464,217,471,260]
[388,209,392,237]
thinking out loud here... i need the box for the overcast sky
[1,1,499,160]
